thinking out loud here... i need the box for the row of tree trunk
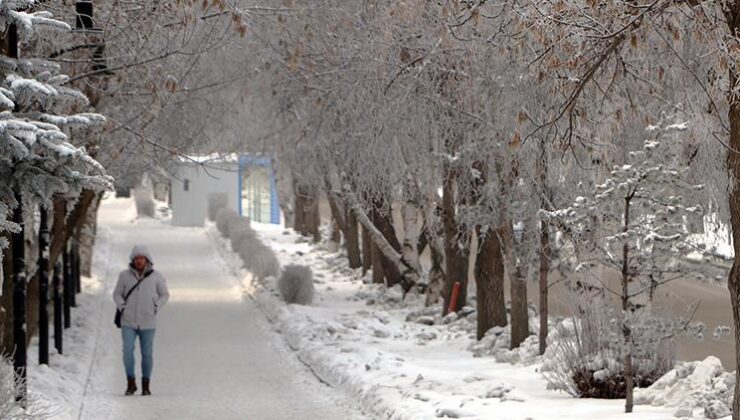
[296,179,549,352]
[0,190,101,356]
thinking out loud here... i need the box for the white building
[170,154,280,227]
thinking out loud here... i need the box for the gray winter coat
[113,245,170,330]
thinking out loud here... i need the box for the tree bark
[510,266,529,349]
[326,189,346,245]
[371,241,384,284]
[474,226,507,340]
[77,193,102,277]
[441,165,469,315]
[346,208,362,269]
[537,138,551,355]
[400,201,422,283]
[306,189,321,242]
[293,187,306,235]
[499,225,529,349]
[370,200,403,287]
[622,196,634,413]
[539,219,550,355]
[330,217,341,243]
[714,9,740,418]
[361,225,372,275]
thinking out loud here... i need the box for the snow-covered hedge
[216,212,281,281]
[248,242,281,281]
[207,193,228,221]
[278,264,314,305]
[215,208,239,237]
[229,218,255,253]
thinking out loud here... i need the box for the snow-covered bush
[542,300,675,399]
[278,264,314,305]
[215,208,239,237]
[249,242,281,281]
[134,187,155,218]
[0,355,54,418]
[229,218,255,253]
[207,193,228,221]
[224,217,280,280]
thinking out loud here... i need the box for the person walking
[113,245,170,396]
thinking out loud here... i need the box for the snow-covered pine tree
[0,1,111,252]
[542,115,705,410]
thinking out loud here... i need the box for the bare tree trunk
[370,200,403,288]
[622,196,634,413]
[720,11,740,418]
[499,225,529,349]
[474,226,507,340]
[326,189,346,245]
[346,193,420,290]
[441,166,469,315]
[539,220,550,355]
[426,233,446,306]
[330,217,341,243]
[78,194,102,277]
[361,225,372,275]
[346,208,362,269]
[371,241,384,284]
[537,138,551,355]
[400,201,422,280]
[293,183,307,235]
[510,266,529,349]
[306,190,321,242]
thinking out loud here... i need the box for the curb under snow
[250,287,427,420]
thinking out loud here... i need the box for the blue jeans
[121,327,156,379]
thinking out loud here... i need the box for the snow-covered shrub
[542,300,675,399]
[278,264,314,305]
[229,218,255,253]
[0,355,55,418]
[207,193,228,221]
[134,187,155,218]
[215,208,239,237]
[249,242,281,281]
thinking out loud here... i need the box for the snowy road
[78,198,365,420]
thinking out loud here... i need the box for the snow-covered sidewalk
[27,197,365,420]
[218,222,684,420]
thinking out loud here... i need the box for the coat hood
[129,245,154,264]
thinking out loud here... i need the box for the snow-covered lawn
[209,222,699,420]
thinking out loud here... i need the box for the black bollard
[53,262,63,355]
[63,245,72,328]
[38,207,50,365]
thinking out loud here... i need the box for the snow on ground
[209,222,689,420]
[26,196,366,420]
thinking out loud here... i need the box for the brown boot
[125,376,137,396]
[142,378,151,396]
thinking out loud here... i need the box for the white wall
[171,163,239,226]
